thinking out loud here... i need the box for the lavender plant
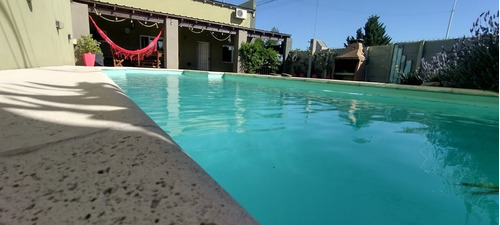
[420,11,499,92]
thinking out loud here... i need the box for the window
[140,35,163,50]
[222,45,233,63]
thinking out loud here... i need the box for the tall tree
[345,15,392,46]
[345,28,364,46]
[264,27,280,48]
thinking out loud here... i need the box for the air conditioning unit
[235,8,247,19]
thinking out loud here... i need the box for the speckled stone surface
[0,67,258,225]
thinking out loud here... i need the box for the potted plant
[76,34,102,66]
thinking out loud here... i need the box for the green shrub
[314,50,336,77]
[285,49,337,77]
[76,34,102,54]
[399,71,423,85]
[239,39,280,74]
[285,49,310,75]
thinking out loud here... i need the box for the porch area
[73,0,291,72]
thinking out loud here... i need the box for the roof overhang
[191,0,256,12]
[73,0,290,41]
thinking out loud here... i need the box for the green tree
[264,27,280,48]
[345,28,364,46]
[346,15,392,46]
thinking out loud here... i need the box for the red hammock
[89,15,164,61]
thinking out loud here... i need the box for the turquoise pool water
[105,69,499,225]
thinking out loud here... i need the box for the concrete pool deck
[0,66,258,224]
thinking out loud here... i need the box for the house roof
[73,0,290,41]
[191,0,256,12]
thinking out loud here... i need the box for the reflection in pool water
[106,70,499,225]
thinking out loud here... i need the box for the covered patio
[72,0,292,72]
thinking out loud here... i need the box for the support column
[71,2,90,66]
[281,37,292,74]
[415,40,425,72]
[233,29,247,73]
[281,37,292,63]
[307,39,317,78]
[164,18,179,69]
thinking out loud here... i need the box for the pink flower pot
[82,53,95,66]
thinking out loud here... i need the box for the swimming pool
[105,69,499,225]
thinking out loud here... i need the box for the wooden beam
[77,0,290,40]
[93,7,163,23]
[179,22,236,35]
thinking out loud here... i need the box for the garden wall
[364,45,393,83]
[284,38,459,83]
[364,39,458,83]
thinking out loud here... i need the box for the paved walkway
[0,66,257,225]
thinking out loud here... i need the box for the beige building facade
[0,0,76,70]
[96,0,257,29]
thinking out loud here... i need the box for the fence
[365,39,458,83]
[284,38,459,83]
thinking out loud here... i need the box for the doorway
[197,41,210,71]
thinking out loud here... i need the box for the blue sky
[225,0,499,49]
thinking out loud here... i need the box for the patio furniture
[137,51,162,68]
